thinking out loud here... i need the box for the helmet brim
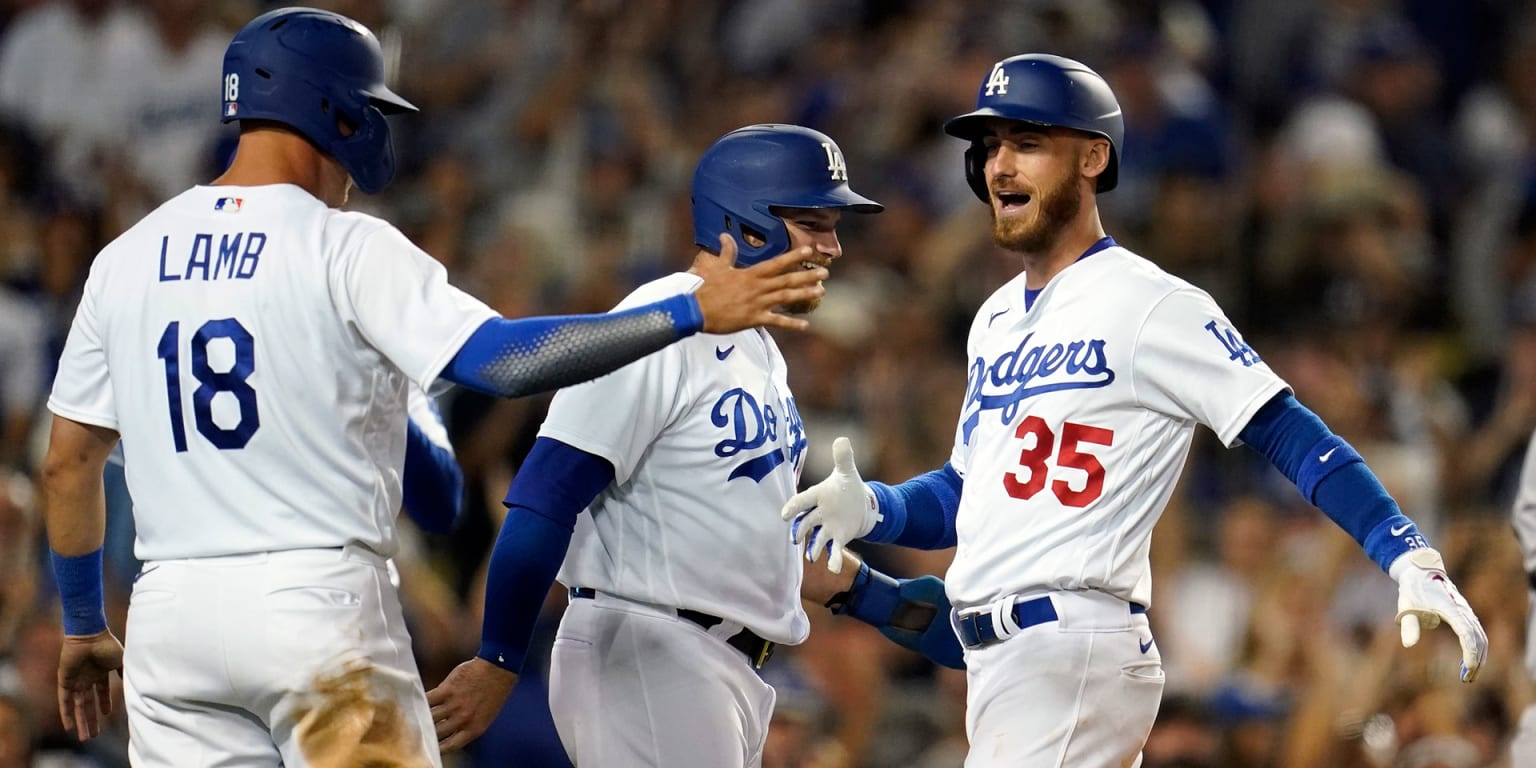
[943,108,1054,141]
[369,85,418,115]
[767,187,885,214]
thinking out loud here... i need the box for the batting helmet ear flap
[329,100,396,194]
[963,142,989,204]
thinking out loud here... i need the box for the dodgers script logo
[961,333,1115,442]
[712,389,807,482]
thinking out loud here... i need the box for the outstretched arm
[440,239,826,399]
[427,437,614,752]
[440,296,702,399]
[1239,391,1488,682]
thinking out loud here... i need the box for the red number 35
[1002,416,1114,507]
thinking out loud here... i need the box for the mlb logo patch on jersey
[215,197,243,213]
[224,102,238,118]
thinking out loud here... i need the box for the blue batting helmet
[221,7,418,194]
[692,125,883,267]
[944,54,1124,201]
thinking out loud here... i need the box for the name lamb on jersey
[962,333,1115,443]
[157,232,266,282]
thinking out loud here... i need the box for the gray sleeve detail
[471,307,685,399]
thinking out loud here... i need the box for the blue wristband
[1361,515,1427,572]
[668,293,704,337]
[50,548,107,636]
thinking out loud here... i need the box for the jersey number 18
[156,318,260,452]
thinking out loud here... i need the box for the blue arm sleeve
[401,419,463,534]
[1238,392,1427,572]
[478,437,615,673]
[441,293,704,399]
[864,463,963,549]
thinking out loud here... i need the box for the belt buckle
[954,608,986,648]
[751,640,775,670]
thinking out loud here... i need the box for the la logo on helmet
[985,64,1010,96]
[821,142,848,181]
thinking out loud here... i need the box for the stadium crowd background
[0,0,1534,765]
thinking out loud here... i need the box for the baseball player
[425,125,962,766]
[1513,429,1536,767]
[36,8,828,767]
[782,54,1489,767]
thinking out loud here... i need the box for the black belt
[568,587,775,670]
[954,595,1147,649]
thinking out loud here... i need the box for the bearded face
[762,206,843,315]
[990,160,1083,254]
[979,120,1106,255]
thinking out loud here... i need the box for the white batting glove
[780,437,881,574]
[1389,548,1489,682]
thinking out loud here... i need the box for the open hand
[426,657,519,752]
[781,436,880,574]
[691,234,827,333]
[57,629,123,741]
[1390,548,1488,682]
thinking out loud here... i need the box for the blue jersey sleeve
[478,437,615,672]
[401,419,463,534]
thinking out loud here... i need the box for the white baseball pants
[122,546,439,767]
[960,589,1164,768]
[548,592,776,767]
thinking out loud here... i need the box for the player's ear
[1081,138,1111,186]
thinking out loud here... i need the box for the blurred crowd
[0,0,1534,766]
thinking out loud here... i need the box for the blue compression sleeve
[1238,392,1426,572]
[442,293,704,399]
[479,438,615,673]
[401,419,463,534]
[865,463,963,549]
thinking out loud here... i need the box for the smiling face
[742,206,843,315]
[981,119,1106,254]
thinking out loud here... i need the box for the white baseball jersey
[49,184,496,562]
[946,243,1289,610]
[1513,429,1536,680]
[547,272,811,645]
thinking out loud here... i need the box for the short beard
[778,258,823,315]
[991,170,1082,254]
[780,295,822,315]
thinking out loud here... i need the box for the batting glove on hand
[1389,548,1488,682]
[780,436,880,574]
